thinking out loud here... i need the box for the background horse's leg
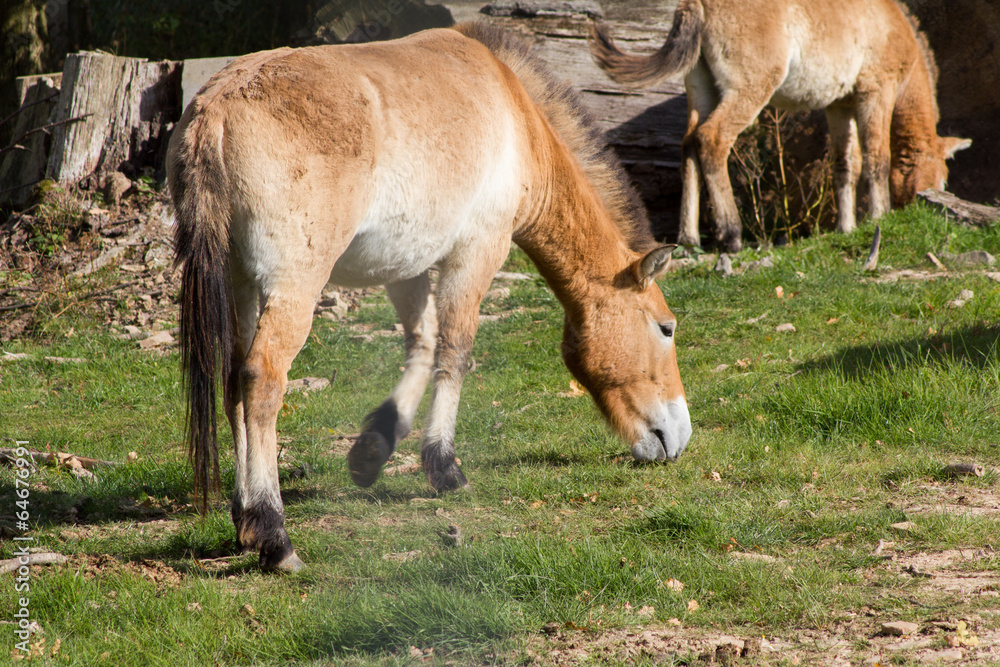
[692,90,769,254]
[423,240,510,492]
[856,92,893,220]
[349,272,437,487]
[678,63,718,248]
[239,294,315,572]
[225,262,260,553]
[826,106,863,233]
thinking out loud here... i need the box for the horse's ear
[633,245,677,289]
[941,136,972,160]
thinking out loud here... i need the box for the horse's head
[561,245,691,462]
[891,136,971,207]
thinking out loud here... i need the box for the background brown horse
[168,23,691,572]
[591,0,971,252]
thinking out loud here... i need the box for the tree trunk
[0,0,50,145]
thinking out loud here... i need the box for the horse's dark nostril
[653,429,667,458]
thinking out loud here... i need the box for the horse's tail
[167,104,233,514]
[590,0,704,88]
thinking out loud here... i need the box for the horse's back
[699,0,921,110]
[173,29,534,290]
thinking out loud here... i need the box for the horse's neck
[513,150,634,312]
[892,61,939,156]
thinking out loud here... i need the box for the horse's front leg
[423,243,510,492]
[349,272,437,487]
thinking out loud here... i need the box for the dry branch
[0,448,118,470]
[0,553,67,574]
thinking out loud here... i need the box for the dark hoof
[724,236,743,254]
[423,454,468,493]
[263,550,305,573]
[348,430,392,487]
[258,528,298,572]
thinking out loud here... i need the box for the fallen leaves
[946,620,980,647]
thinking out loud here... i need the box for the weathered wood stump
[45,53,181,185]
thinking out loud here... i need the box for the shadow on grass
[796,322,1000,378]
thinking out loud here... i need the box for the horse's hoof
[263,549,305,573]
[677,234,701,248]
[426,460,469,493]
[348,431,392,487]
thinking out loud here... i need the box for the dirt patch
[903,483,1000,518]
[68,553,183,588]
[522,540,1000,666]
[525,617,1000,665]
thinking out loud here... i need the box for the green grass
[2,203,999,664]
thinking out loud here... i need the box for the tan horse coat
[592,0,970,251]
[168,23,690,571]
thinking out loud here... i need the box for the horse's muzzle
[631,398,691,461]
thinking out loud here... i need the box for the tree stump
[45,52,181,185]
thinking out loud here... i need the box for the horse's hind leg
[349,272,437,487]
[224,263,259,553]
[856,92,893,220]
[238,294,315,571]
[826,106,862,233]
[678,62,718,248]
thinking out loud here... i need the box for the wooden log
[46,52,182,185]
[916,189,999,228]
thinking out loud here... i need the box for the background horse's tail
[590,0,704,88]
[167,106,233,513]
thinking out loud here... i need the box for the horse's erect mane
[454,21,657,253]
[897,2,940,117]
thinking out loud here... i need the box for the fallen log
[917,189,999,228]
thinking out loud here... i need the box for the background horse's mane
[454,21,657,253]
[898,3,940,114]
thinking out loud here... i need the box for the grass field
[2,204,999,665]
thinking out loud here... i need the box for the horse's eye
[659,323,675,338]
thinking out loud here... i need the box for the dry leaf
[775,286,785,298]
[664,578,684,594]
[667,618,682,626]
[826,317,839,325]
[638,605,655,616]
[559,380,587,398]
[710,471,722,482]
[687,599,700,612]
[735,358,751,369]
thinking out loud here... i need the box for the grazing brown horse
[591,0,971,252]
[168,23,691,572]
